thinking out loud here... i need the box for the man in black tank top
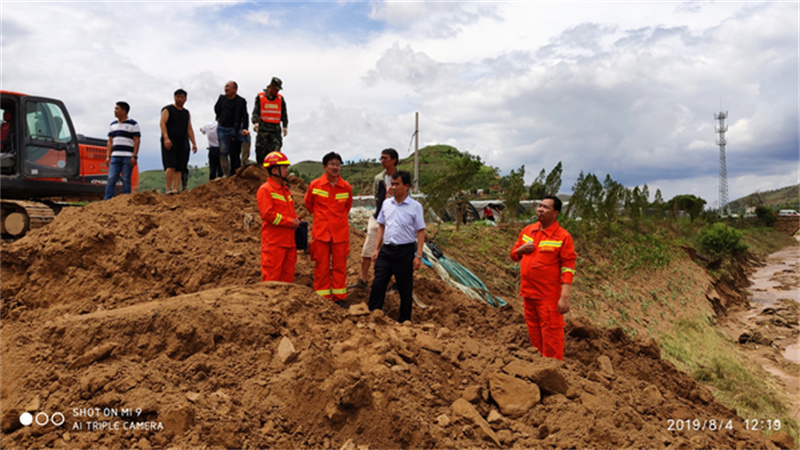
[159,89,197,194]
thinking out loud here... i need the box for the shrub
[755,206,776,227]
[697,223,748,257]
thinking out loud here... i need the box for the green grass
[659,316,799,442]
[741,228,798,258]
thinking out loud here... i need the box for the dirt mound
[2,165,314,317]
[0,168,772,449]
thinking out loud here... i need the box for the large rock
[504,358,570,396]
[529,364,569,395]
[502,358,536,379]
[487,372,540,417]
[277,337,298,364]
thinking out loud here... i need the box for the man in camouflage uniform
[252,77,288,166]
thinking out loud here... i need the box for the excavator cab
[1,93,85,239]
[20,96,81,179]
[1,94,81,179]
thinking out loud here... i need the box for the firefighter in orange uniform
[257,151,300,282]
[304,152,353,308]
[509,195,576,360]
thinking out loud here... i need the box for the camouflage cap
[269,77,283,90]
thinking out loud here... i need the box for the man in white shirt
[199,120,222,180]
[368,171,426,323]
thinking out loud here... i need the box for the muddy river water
[727,237,799,420]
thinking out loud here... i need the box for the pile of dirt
[0,166,775,449]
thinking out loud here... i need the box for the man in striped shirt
[104,101,140,200]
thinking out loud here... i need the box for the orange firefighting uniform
[304,175,353,300]
[257,177,298,282]
[510,220,576,360]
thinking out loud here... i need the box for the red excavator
[1,91,138,239]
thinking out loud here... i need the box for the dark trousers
[368,243,415,322]
[229,140,242,174]
[218,126,243,175]
[208,146,222,180]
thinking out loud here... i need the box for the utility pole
[714,110,729,215]
[414,111,419,192]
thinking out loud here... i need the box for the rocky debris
[529,363,570,395]
[769,431,796,450]
[450,398,501,447]
[277,337,299,364]
[415,332,444,353]
[597,354,615,376]
[0,167,777,450]
[69,342,118,369]
[738,330,773,346]
[349,303,370,316]
[461,385,483,404]
[487,372,540,417]
[348,207,373,232]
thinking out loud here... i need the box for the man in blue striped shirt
[104,101,140,200]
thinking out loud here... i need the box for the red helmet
[263,151,290,168]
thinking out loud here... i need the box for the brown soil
[0,165,774,449]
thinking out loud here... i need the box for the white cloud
[1,1,796,206]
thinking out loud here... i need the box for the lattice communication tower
[714,110,729,215]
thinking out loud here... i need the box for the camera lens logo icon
[19,412,65,427]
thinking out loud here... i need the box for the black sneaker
[347,278,368,289]
[334,300,349,309]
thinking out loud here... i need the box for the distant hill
[728,184,799,211]
[137,145,503,196]
[137,165,212,193]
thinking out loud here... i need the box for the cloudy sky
[2,1,797,206]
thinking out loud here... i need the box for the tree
[652,189,665,218]
[668,194,707,221]
[599,174,625,223]
[755,205,776,227]
[567,171,603,221]
[528,169,546,200]
[501,165,526,221]
[544,161,563,196]
[421,152,483,230]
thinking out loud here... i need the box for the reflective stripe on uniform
[312,188,329,198]
[522,234,533,243]
[539,240,563,249]
[271,192,287,202]
[273,213,283,225]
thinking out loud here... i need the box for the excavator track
[1,199,56,239]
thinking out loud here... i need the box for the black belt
[384,242,415,248]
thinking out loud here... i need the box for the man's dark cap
[270,77,283,90]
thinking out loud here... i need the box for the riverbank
[720,237,800,428]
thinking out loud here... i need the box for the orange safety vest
[258,92,283,124]
[304,175,353,243]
